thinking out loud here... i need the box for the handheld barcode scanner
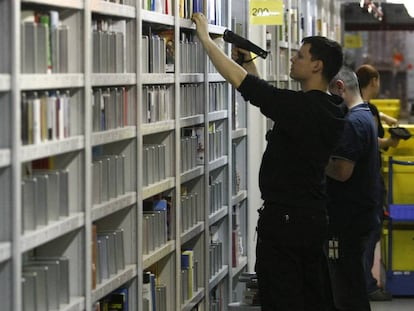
[223,29,269,65]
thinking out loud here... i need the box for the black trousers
[327,233,371,311]
[255,204,331,311]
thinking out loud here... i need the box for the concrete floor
[371,298,414,311]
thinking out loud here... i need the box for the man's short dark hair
[302,36,343,83]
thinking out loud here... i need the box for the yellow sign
[344,34,363,49]
[250,0,284,25]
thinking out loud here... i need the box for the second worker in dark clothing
[327,67,381,311]
[191,12,346,311]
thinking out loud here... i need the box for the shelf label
[250,0,283,25]
[344,34,363,48]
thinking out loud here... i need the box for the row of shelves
[1,0,251,310]
[0,187,248,265]
[0,73,228,91]
[0,110,235,167]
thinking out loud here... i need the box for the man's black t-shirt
[238,74,346,208]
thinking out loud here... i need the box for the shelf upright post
[174,1,182,310]
[203,14,211,311]
[84,0,93,310]
[136,3,144,311]
[226,0,234,304]
[11,1,22,310]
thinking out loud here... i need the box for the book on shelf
[21,12,42,74]
[142,271,156,311]
[179,0,203,19]
[158,29,174,73]
[21,91,71,145]
[24,260,59,310]
[155,284,167,311]
[92,224,97,289]
[180,128,198,172]
[185,125,204,165]
[92,153,126,204]
[21,177,38,232]
[232,229,240,267]
[92,87,128,132]
[31,257,70,305]
[210,282,224,311]
[180,186,198,233]
[32,168,68,219]
[98,229,126,274]
[22,269,48,311]
[92,19,125,74]
[143,0,171,15]
[95,230,125,284]
[97,234,110,281]
[21,10,69,74]
[181,249,196,299]
[21,161,70,231]
[100,287,129,311]
[209,240,222,277]
[209,179,222,215]
[142,85,172,124]
[143,201,168,251]
[50,10,69,73]
[180,83,203,117]
[207,0,216,25]
[142,35,149,73]
[142,144,166,186]
[151,34,166,73]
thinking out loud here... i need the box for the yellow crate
[371,99,401,119]
[382,155,414,205]
[382,226,414,271]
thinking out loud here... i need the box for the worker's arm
[191,12,247,88]
[231,47,260,77]
[379,112,398,127]
[378,136,400,149]
[325,157,355,182]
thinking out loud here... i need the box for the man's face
[290,43,319,81]
[372,77,381,97]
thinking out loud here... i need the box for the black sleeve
[237,74,302,123]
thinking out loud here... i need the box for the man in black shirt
[192,13,346,311]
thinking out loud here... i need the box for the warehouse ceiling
[343,2,414,31]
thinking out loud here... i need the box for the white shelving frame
[2,1,252,310]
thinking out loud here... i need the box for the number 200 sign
[250,0,284,25]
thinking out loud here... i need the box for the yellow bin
[371,99,401,119]
[381,125,414,204]
[382,226,414,271]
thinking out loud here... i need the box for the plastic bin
[371,99,401,119]
[382,226,414,271]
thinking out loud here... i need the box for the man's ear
[312,59,323,73]
[336,80,345,90]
